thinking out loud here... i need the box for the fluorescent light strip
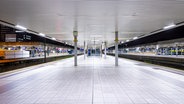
[15,25,27,30]
[91,40,100,42]
[163,24,176,30]
[15,30,24,33]
[39,33,45,37]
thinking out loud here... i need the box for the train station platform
[0,55,184,104]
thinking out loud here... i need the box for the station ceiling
[0,0,184,47]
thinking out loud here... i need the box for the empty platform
[0,55,184,104]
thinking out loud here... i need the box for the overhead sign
[24,35,31,40]
[17,34,32,42]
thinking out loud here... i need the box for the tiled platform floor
[0,55,184,104]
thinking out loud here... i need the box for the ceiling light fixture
[90,35,102,38]
[133,37,138,40]
[39,33,45,37]
[91,40,100,42]
[15,25,27,31]
[52,37,56,40]
[163,24,176,30]
[15,30,24,33]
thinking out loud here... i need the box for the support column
[44,38,46,63]
[101,44,103,57]
[84,41,86,59]
[115,31,119,66]
[87,44,89,57]
[176,44,178,56]
[156,45,159,55]
[73,31,78,66]
[104,42,107,59]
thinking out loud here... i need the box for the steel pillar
[73,31,78,66]
[115,31,119,66]
[84,41,86,59]
[104,42,107,59]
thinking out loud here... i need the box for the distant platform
[108,53,184,70]
[123,53,184,59]
[0,54,75,73]
[0,54,73,64]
